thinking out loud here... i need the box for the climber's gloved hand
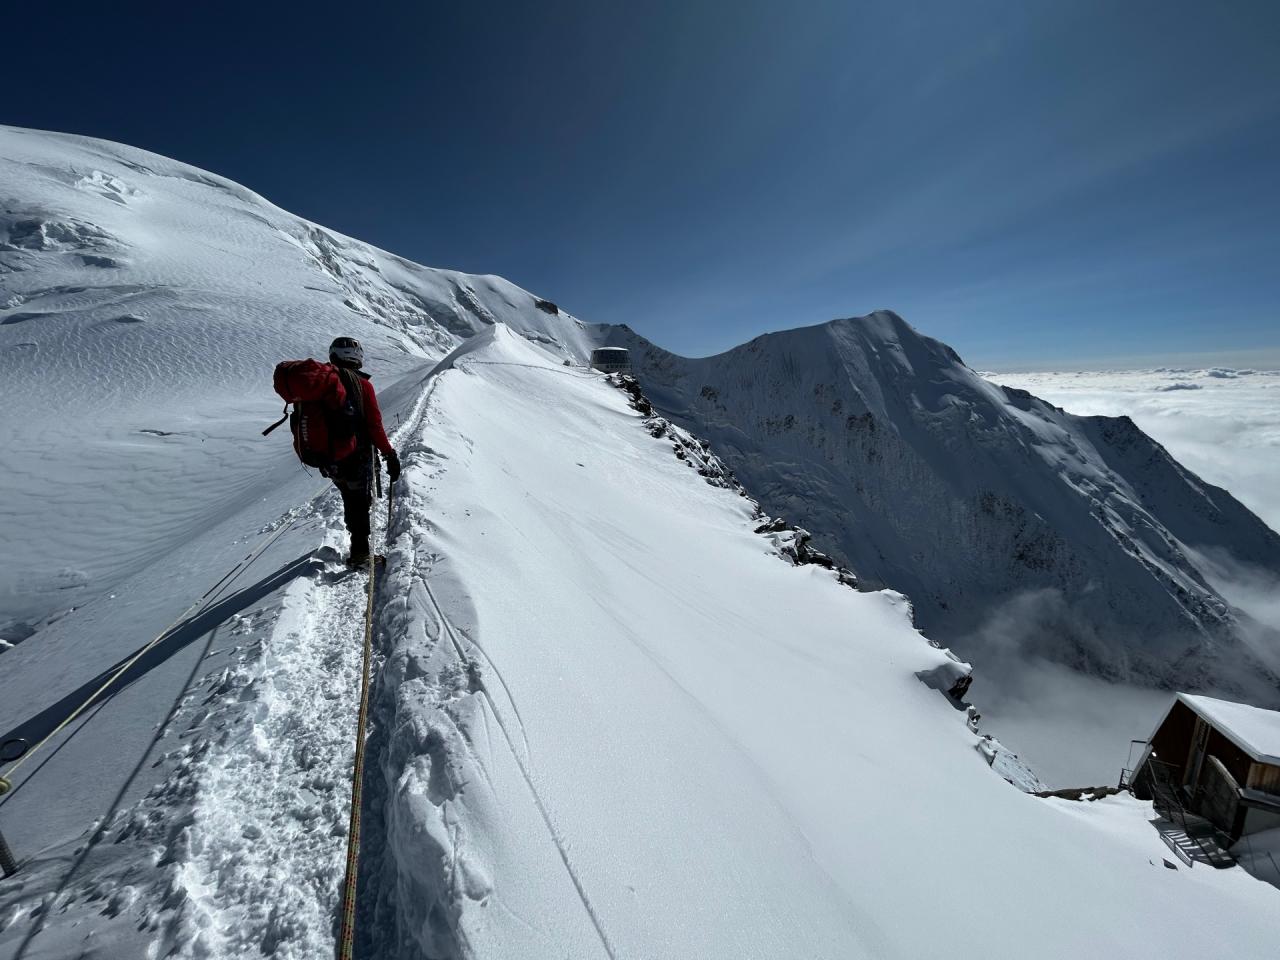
[386,449,401,484]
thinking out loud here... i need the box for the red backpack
[264,360,361,469]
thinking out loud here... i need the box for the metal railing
[1141,758,1236,868]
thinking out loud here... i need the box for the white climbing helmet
[329,336,364,368]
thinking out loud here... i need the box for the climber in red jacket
[327,336,400,565]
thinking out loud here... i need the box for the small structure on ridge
[590,347,631,374]
[1131,693,1280,843]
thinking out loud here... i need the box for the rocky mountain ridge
[589,312,1280,697]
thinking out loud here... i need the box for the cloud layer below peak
[988,367,1280,534]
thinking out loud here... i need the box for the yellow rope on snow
[336,483,389,960]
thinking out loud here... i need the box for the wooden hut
[1133,694,1280,842]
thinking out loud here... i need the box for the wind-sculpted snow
[348,327,1278,958]
[590,313,1280,707]
[3,125,1280,956]
[0,125,592,643]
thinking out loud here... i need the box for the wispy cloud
[968,367,1280,787]
[1186,545,1280,677]
[959,587,1177,788]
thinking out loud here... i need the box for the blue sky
[10,0,1279,368]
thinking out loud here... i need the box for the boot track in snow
[146,378,440,959]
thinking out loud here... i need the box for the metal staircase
[1143,759,1236,869]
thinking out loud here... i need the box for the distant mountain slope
[0,125,592,638]
[6,321,1279,959]
[4,123,1275,772]
[593,312,1280,695]
[318,326,1280,958]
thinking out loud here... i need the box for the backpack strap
[338,367,368,443]
[262,404,289,436]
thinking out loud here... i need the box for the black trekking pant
[330,448,374,556]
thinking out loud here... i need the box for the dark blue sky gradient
[9,0,1279,367]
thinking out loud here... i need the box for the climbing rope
[336,482,390,960]
[0,504,318,799]
[334,366,443,956]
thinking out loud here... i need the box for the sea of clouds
[993,365,1280,674]
[989,367,1280,532]
[970,367,1280,787]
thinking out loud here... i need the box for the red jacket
[335,367,394,460]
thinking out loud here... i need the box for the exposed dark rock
[608,374,653,416]
[949,674,973,699]
[917,660,975,700]
[1032,785,1124,801]
[753,518,788,534]
[606,373,860,590]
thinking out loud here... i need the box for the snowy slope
[10,322,1280,958]
[589,314,1280,700]
[0,124,586,958]
[3,127,1280,958]
[309,328,1280,957]
[985,368,1280,534]
[0,125,592,646]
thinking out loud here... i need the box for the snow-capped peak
[590,310,1280,705]
[3,126,1279,960]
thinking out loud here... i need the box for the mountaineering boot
[347,533,371,567]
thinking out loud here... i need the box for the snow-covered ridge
[0,124,591,643]
[591,313,1280,699]
[2,125,1279,957]
[5,317,1278,958]
[6,121,1274,706]
[984,367,1280,535]
[338,326,1277,958]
